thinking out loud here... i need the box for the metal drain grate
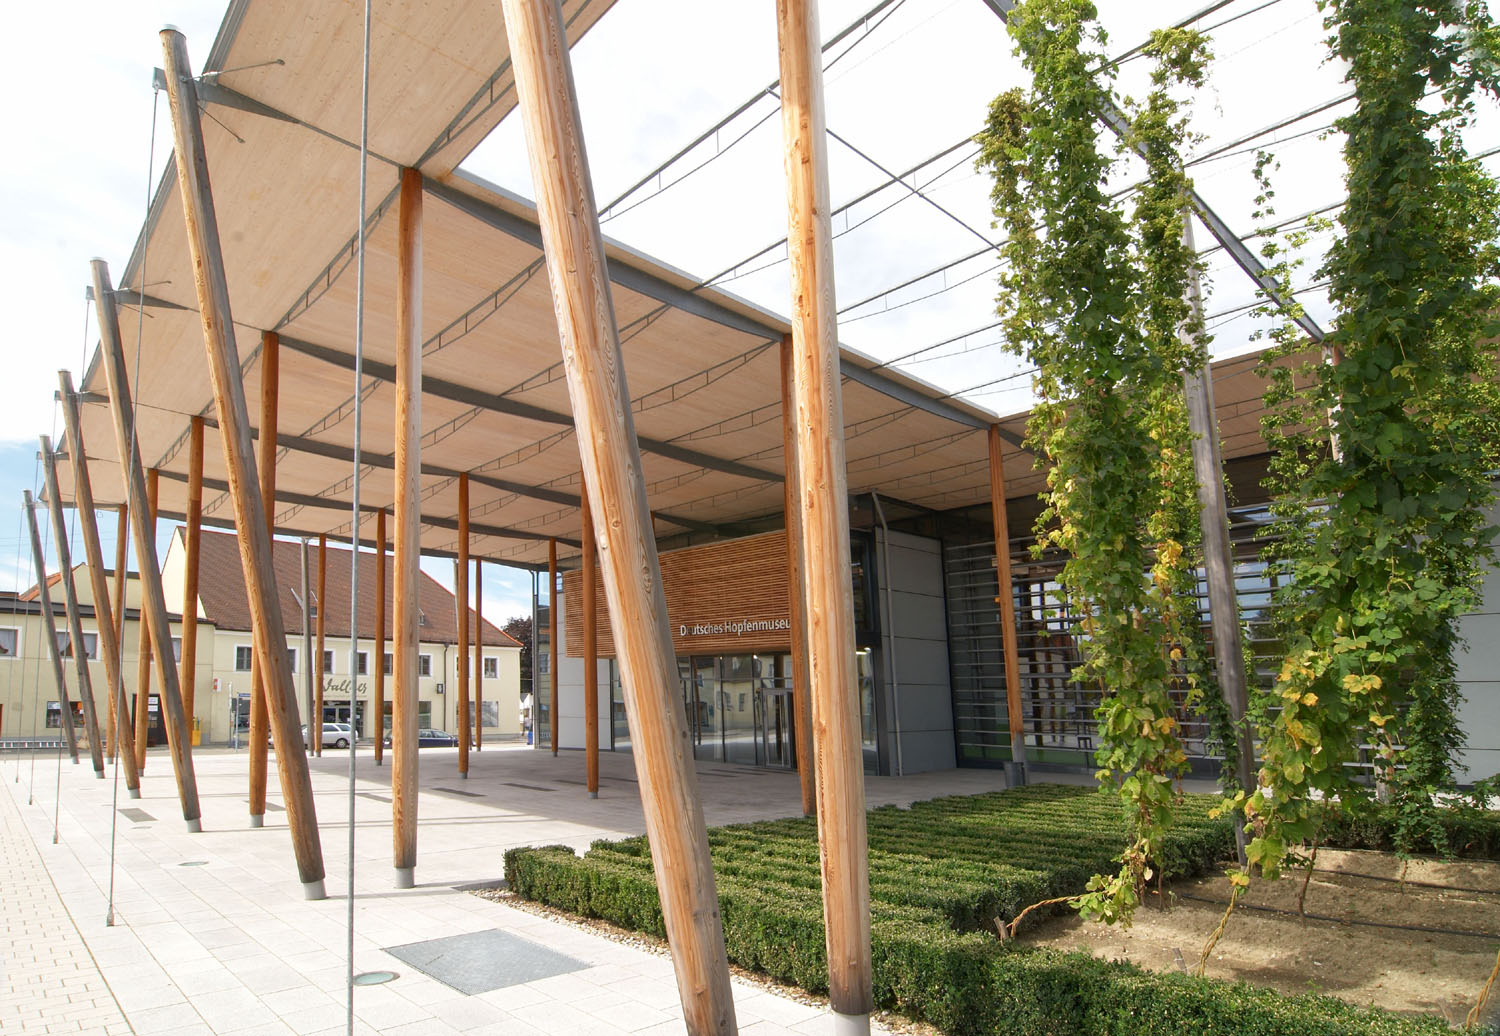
[383,929,587,994]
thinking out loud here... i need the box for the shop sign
[678,617,790,638]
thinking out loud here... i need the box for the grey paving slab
[384,928,589,994]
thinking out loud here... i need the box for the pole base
[460,771,467,780]
[127,787,141,800]
[303,879,327,901]
[588,790,598,799]
[832,1012,870,1036]
[94,770,106,780]
[394,866,414,889]
[185,818,202,833]
[249,814,264,829]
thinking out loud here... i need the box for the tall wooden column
[777,0,874,1028]
[548,537,559,756]
[314,533,326,755]
[24,491,79,764]
[580,484,598,798]
[473,557,483,749]
[58,372,140,796]
[374,509,386,765]
[391,165,423,889]
[90,260,202,831]
[158,27,325,893]
[988,426,1027,783]
[181,417,204,721]
[111,504,127,762]
[248,331,279,822]
[41,438,105,776]
[133,470,159,773]
[499,0,736,1029]
[456,475,471,777]
[780,335,816,817]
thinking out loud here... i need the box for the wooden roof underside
[55,0,1278,572]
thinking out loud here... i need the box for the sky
[1,0,1497,618]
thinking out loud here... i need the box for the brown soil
[1019,848,1500,1027]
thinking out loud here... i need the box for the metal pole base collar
[302,878,327,901]
[185,818,202,833]
[394,866,414,889]
[249,814,264,829]
[832,1012,870,1036]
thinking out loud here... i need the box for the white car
[319,722,352,749]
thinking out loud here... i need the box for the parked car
[320,722,353,749]
[382,728,460,748]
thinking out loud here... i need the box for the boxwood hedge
[504,784,1480,1036]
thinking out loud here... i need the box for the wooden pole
[89,260,202,830]
[780,334,815,817]
[581,483,598,798]
[133,470,159,774]
[548,537,558,756]
[301,538,314,744]
[392,165,422,889]
[111,504,127,762]
[374,509,386,766]
[988,425,1027,783]
[181,416,204,724]
[24,491,79,765]
[498,1,736,1028]
[58,374,141,795]
[157,27,325,892]
[41,438,105,776]
[248,331,279,820]
[776,0,873,1026]
[314,533,326,756]
[473,556,483,750]
[456,475,470,777]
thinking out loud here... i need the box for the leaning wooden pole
[111,504,127,761]
[580,483,598,798]
[248,331,279,820]
[132,469,160,772]
[24,491,80,765]
[392,166,423,889]
[456,475,470,777]
[988,425,1027,784]
[314,533,326,756]
[41,438,105,777]
[777,0,874,1028]
[499,0,736,1028]
[89,260,202,830]
[374,509,386,766]
[780,334,816,816]
[181,416,204,721]
[157,27,325,891]
[58,372,140,796]
[548,537,558,756]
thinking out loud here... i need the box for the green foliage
[1250,0,1500,880]
[504,786,1480,1036]
[975,0,1217,922]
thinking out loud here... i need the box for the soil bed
[1019,847,1500,1026]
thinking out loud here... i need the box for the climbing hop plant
[1249,0,1500,882]
[976,0,1214,925]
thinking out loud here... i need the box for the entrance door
[681,656,720,761]
[719,655,759,766]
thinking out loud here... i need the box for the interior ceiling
[55,0,1280,573]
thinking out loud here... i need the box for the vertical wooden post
[158,26,326,892]
[58,373,141,795]
[780,334,815,817]
[248,331,279,822]
[499,0,736,1028]
[314,533,326,756]
[24,491,79,765]
[392,165,423,889]
[473,557,483,750]
[133,470,159,773]
[988,426,1027,783]
[581,483,598,798]
[548,537,558,756]
[301,538,314,743]
[374,509,386,765]
[181,416,204,723]
[112,504,127,762]
[41,438,105,776]
[90,260,202,830]
[777,0,874,1027]
[456,475,470,777]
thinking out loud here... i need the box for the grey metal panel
[892,728,958,774]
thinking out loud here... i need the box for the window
[287,647,297,673]
[170,637,182,663]
[383,652,393,675]
[482,656,498,679]
[537,653,549,676]
[56,632,99,660]
[418,654,432,678]
[356,651,368,676]
[322,650,334,675]
[235,645,253,671]
[46,701,61,728]
[0,628,18,657]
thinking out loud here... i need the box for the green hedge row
[1317,801,1500,859]
[503,785,1479,1035]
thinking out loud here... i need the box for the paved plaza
[0,741,1017,1035]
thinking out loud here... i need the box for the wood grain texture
[314,533,327,755]
[91,259,202,826]
[249,331,279,811]
[457,474,470,774]
[777,0,873,1019]
[134,471,158,773]
[988,424,1026,761]
[58,373,139,791]
[549,536,558,755]
[392,165,423,878]
[499,0,736,1028]
[374,508,387,765]
[581,482,597,794]
[24,490,79,764]
[158,27,322,878]
[181,416,204,720]
[42,439,105,775]
[781,335,814,817]
[111,505,127,762]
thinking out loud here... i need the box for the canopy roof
[56,0,1279,572]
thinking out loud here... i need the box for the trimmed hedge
[504,785,1480,1036]
[1318,802,1500,860]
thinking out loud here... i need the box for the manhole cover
[383,930,587,994]
[353,971,398,986]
